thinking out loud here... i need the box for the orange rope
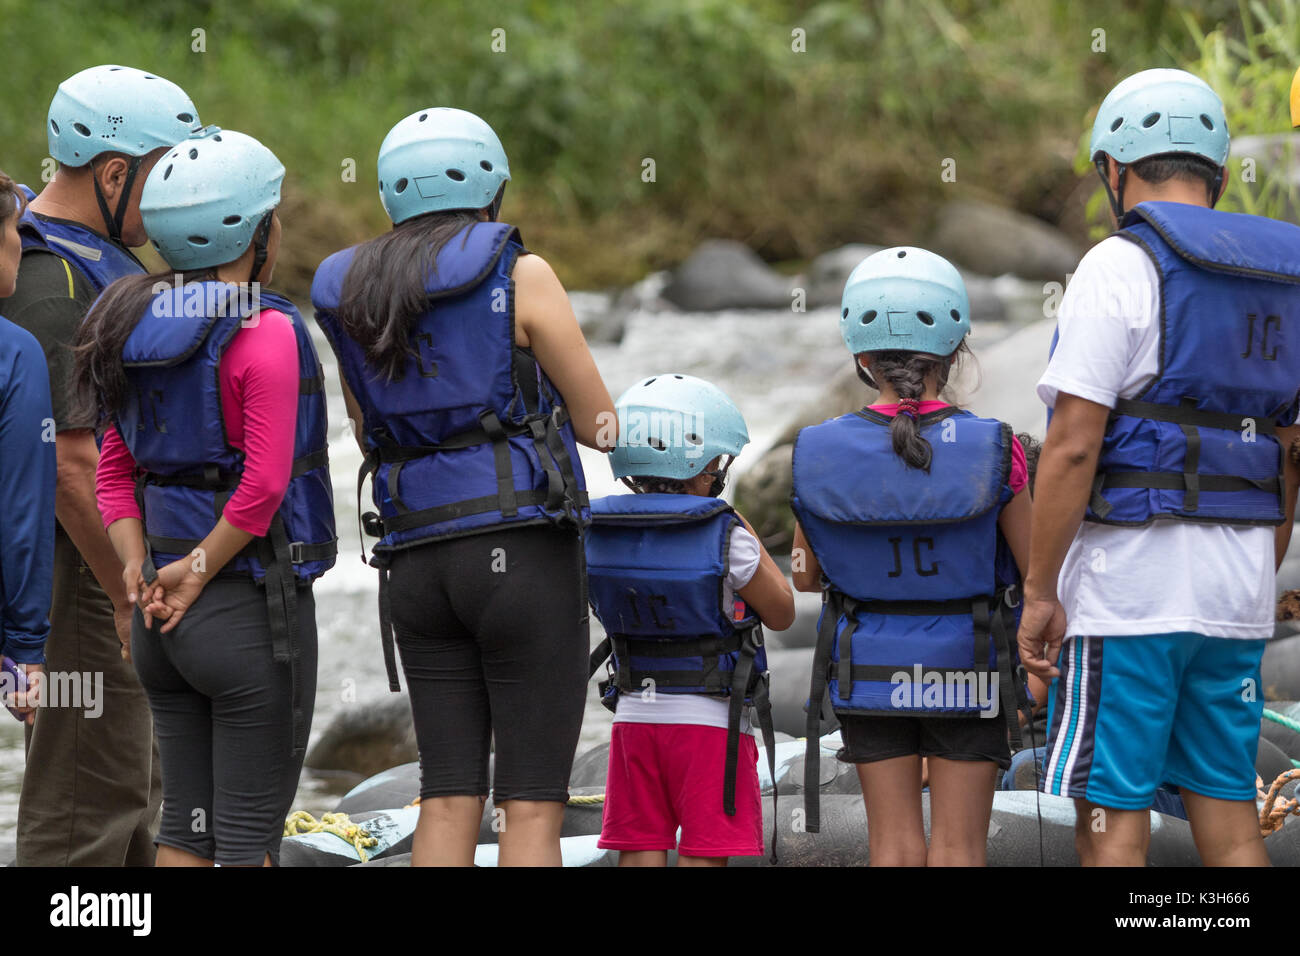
[1257,769,1300,837]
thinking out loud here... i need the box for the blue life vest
[1073,201,1300,526]
[117,284,337,584]
[790,407,1026,832]
[585,492,777,846]
[311,221,589,690]
[115,283,336,759]
[17,185,144,292]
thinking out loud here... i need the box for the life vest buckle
[362,511,384,538]
[289,541,306,563]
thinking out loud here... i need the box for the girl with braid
[790,247,1033,866]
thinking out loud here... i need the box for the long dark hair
[335,209,481,382]
[72,267,216,426]
[865,341,972,473]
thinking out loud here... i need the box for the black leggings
[387,524,588,803]
[132,576,317,865]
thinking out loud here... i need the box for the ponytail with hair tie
[897,398,920,420]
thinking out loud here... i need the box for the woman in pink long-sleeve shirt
[71,130,335,868]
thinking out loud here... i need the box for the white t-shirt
[1037,235,1275,640]
[611,522,764,730]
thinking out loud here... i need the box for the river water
[0,294,1040,854]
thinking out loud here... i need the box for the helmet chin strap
[487,184,506,222]
[91,155,144,243]
[1095,155,1127,222]
[249,211,274,284]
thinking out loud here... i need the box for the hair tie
[897,398,920,420]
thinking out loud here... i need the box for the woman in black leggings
[311,107,614,865]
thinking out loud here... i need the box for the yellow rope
[567,792,606,805]
[283,810,380,862]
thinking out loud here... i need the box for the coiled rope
[283,810,379,862]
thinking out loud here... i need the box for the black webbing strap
[386,460,410,516]
[375,555,400,692]
[803,590,841,833]
[527,417,566,515]
[261,514,306,758]
[480,410,519,518]
[1112,397,1278,436]
[538,406,584,522]
[607,634,734,692]
[588,636,612,680]
[990,594,1026,752]
[356,449,380,562]
[835,596,859,702]
[1091,397,1282,518]
[291,448,329,479]
[721,627,778,861]
[299,374,324,395]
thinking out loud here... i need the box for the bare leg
[1181,790,1269,866]
[155,845,213,867]
[496,799,565,866]
[618,850,668,866]
[677,854,727,867]
[927,757,998,866]
[1073,799,1149,866]
[410,795,483,866]
[857,755,926,866]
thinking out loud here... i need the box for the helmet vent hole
[896,250,906,258]
[1110,116,1123,132]
[177,113,194,123]
[685,433,702,446]
[480,160,493,171]
[143,75,156,80]
[163,164,173,180]
[644,377,657,385]
[1141,112,1161,129]
[861,310,877,324]
[418,113,428,122]
[673,374,683,379]
[917,311,935,326]
[188,148,198,159]
[841,308,849,318]
[109,66,122,71]
[950,309,961,321]
[213,134,222,142]
[445,169,466,182]
[73,122,91,137]
[648,438,667,451]
[223,215,241,226]
[1200,114,1214,130]
[394,178,409,194]
[49,120,60,134]
[188,235,210,246]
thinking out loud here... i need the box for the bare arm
[56,429,128,611]
[791,521,823,593]
[513,253,615,450]
[1016,393,1111,680]
[1277,424,1300,569]
[734,511,795,630]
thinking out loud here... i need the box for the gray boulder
[662,239,794,311]
[928,199,1082,282]
[804,243,884,308]
[305,694,417,778]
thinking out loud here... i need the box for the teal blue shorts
[1042,633,1266,809]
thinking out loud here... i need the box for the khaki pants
[16,527,162,866]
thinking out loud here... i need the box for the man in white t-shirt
[1017,68,1300,866]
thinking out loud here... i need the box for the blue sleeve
[0,318,56,665]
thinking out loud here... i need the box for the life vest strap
[1089,470,1282,520]
[1112,397,1278,436]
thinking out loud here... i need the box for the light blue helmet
[840,247,970,359]
[47,65,201,166]
[377,108,511,224]
[1089,68,1229,168]
[610,373,749,481]
[1089,69,1228,217]
[140,128,284,271]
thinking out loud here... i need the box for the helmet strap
[1208,167,1225,208]
[855,357,878,390]
[249,210,274,284]
[1096,155,1127,222]
[92,154,144,243]
[701,456,733,498]
[488,184,506,222]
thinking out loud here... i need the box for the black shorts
[836,712,1012,770]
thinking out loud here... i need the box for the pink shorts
[597,722,764,858]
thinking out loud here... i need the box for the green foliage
[1076,0,1300,236]
[0,0,1288,293]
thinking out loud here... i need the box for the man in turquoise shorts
[1017,68,1300,866]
